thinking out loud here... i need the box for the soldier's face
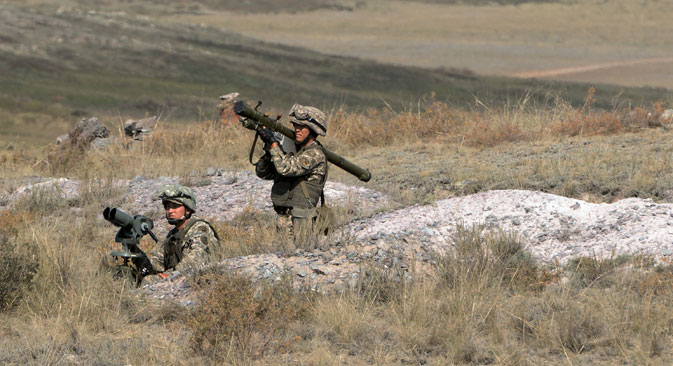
[163,201,186,221]
[293,123,311,144]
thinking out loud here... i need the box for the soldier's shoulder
[301,143,327,160]
[187,218,215,235]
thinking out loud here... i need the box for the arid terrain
[2,0,673,364]
[172,0,673,89]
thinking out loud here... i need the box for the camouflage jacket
[255,141,327,185]
[147,218,218,274]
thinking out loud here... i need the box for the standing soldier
[144,184,220,280]
[255,104,328,241]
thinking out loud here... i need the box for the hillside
[1,3,671,146]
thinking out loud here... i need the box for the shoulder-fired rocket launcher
[234,101,372,182]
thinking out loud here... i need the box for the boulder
[56,134,70,145]
[123,116,158,141]
[66,117,110,150]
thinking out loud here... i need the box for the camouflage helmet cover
[153,184,197,212]
[289,104,327,137]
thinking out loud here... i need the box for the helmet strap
[166,210,192,226]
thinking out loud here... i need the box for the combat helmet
[154,184,197,213]
[289,104,327,137]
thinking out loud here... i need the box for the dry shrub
[210,208,283,259]
[188,272,309,361]
[0,239,38,311]
[437,225,547,293]
[634,265,673,296]
[357,264,407,304]
[552,300,605,354]
[0,210,39,311]
[566,256,631,289]
[464,118,526,147]
[551,108,627,137]
[12,186,69,217]
[551,88,667,137]
[508,292,605,355]
[328,98,462,148]
[311,292,378,349]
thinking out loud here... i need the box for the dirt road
[511,57,673,79]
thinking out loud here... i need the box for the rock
[64,117,110,150]
[422,227,435,236]
[89,136,115,150]
[56,134,70,145]
[131,174,146,183]
[660,109,673,123]
[124,116,157,141]
[206,167,217,176]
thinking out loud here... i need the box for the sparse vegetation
[3,140,673,363]
[3,1,673,364]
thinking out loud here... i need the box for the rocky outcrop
[123,116,158,141]
[56,117,113,150]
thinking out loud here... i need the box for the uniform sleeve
[269,145,324,177]
[255,152,277,180]
[146,238,166,272]
[173,221,215,274]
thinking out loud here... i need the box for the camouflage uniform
[146,184,220,278]
[147,218,218,274]
[255,104,329,239]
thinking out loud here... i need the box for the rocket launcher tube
[234,101,372,182]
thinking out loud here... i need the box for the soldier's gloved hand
[257,127,277,149]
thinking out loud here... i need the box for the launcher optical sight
[103,207,158,258]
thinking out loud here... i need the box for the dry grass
[2,96,673,364]
[2,190,673,365]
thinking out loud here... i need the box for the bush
[566,256,631,289]
[188,272,310,361]
[437,225,548,293]
[0,232,38,311]
[357,263,408,304]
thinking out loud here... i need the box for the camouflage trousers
[276,213,314,244]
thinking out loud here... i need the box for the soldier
[144,184,220,280]
[255,104,328,240]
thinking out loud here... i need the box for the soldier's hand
[257,127,277,146]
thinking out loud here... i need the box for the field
[168,0,673,88]
[2,92,673,364]
[1,0,672,148]
[2,0,673,365]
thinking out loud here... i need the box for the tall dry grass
[2,95,673,364]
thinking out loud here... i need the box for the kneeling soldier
[146,184,220,280]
